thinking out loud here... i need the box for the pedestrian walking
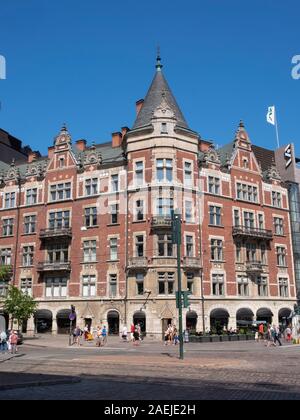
[101,325,107,346]
[274,326,282,346]
[74,326,82,346]
[121,325,128,342]
[9,331,18,354]
[130,323,135,342]
[0,330,8,354]
[285,326,292,343]
[133,327,140,346]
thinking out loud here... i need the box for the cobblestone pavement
[0,338,299,400]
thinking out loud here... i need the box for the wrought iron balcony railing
[151,216,172,229]
[39,227,72,240]
[232,226,273,240]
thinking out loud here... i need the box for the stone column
[52,317,57,335]
[26,316,35,336]
[228,316,236,330]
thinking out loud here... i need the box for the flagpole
[275,111,280,149]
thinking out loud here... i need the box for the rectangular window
[0,248,12,266]
[109,274,117,297]
[279,278,289,298]
[4,192,16,209]
[136,273,144,295]
[212,274,224,296]
[85,207,97,227]
[135,162,144,186]
[26,188,38,205]
[156,159,173,182]
[82,275,96,297]
[186,235,194,257]
[24,215,36,234]
[187,272,194,294]
[156,197,173,217]
[257,277,268,297]
[83,240,97,263]
[236,242,242,262]
[237,276,249,296]
[21,278,32,296]
[261,244,267,265]
[85,178,98,196]
[272,192,282,208]
[244,212,255,229]
[50,183,71,202]
[184,162,192,187]
[276,247,287,267]
[234,210,240,227]
[209,206,222,226]
[0,281,9,297]
[246,243,257,262]
[22,246,34,267]
[274,217,284,235]
[47,244,69,263]
[45,277,67,298]
[258,214,264,230]
[135,235,144,257]
[49,211,70,230]
[161,123,168,134]
[208,177,220,195]
[111,174,119,192]
[110,238,118,261]
[211,239,223,261]
[236,183,258,203]
[185,200,193,223]
[2,218,14,236]
[158,234,173,257]
[158,272,175,295]
[111,204,119,224]
[136,200,144,221]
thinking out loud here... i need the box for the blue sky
[0,0,300,155]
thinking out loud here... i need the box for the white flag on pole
[267,106,276,126]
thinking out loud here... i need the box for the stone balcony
[245,261,263,274]
[232,226,273,241]
[39,227,72,240]
[182,257,202,270]
[37,261,71,272]
[151,216,172,229]
[127,257,148,271]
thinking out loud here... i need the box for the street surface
[0,335,299,400]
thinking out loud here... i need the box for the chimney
[121,127,130,138]
[136,99,144,115]
[112,132,123,148]
[48,146,55,159]
[75,139,87,152]
[28,151,40,163]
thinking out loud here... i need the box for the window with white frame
[85,207,97,227]
[83,240,97,263]
[257,277,268,297]
[161,123,168,134]
[258,214,264,230]
[236,242,242,262]
[187,272,194,294]
[22,246,34,267]
[110,238,118,260]
[21,278,32,296]
[156,159,173,182]
[208,176,220,195]
[184,161,192,187]
[244,212,255,229]
[185,235,194,257]
[26,188,37,205]
[237,276,249,296]
[158,272,175,295]
[24,215,36,234]
[82,275,96,297]
[185,200,193,223]
[2,218,13,236]
[0,248,12,266]
[4,192,16,209]
[109,274,117,297]
[274,217,284,235]
[246,243,257,262]
[50,183,71,202]
[272,192,282,208]
[47,244,69,263]
[276,246,287,267]
[111,174,119,192]
[237,183,258,203]
[211,239,223,261]
[212,274,224,296]
[45,277,67,298]
[110,204,119,224]
[209,206,222,226]
[136,200,144,221]
[157,234,173,257]
[135,162,144,186]
[85,178,98,196]
[279,278,289,297]
[156,197,173,216]
[135,235,144,257]
[49,211,70,229]
[136,273,144,295]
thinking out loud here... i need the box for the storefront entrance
[107,310,119,335]
[162,318,173,339]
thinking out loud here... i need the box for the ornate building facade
[0,57,297,337]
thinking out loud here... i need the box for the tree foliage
[3,286,38,328]
[0,265,12,281]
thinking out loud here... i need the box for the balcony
[183,257,202,270]
[246,261,263,274]
[39,228,72,240]
[128,257,148,271]
[37,261,71,272]
[151,216,172,229]
[151,257,177,267]
[232,226,273,241]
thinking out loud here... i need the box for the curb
[0,377,81,392]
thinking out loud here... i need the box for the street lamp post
[69,305,76,346]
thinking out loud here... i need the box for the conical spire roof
[133,56,189,130]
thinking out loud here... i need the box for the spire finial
[239,120,245,128]
[156,46,163,71]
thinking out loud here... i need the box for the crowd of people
[255,323,293,347]
[0,330,19,354]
